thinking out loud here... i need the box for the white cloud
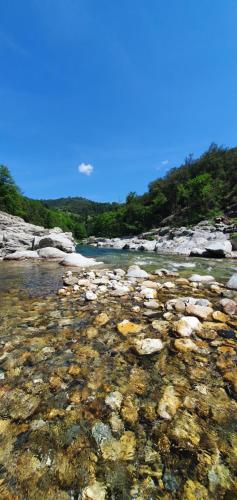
[78,162,94,176]
[161,159,169,165]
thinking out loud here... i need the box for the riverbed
[0,247,237,498]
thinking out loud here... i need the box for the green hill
[1,143,236,239]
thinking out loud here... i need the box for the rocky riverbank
[84,218,237,258]
[0,211,101,267]
[0,261,237,497]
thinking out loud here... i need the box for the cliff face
[0,211,76,259]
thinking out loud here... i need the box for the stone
[157,385,181,420]
[174,316,202,337]
[82,482,106,500]
[220,298,237,316]
[186,304,213,320]
[4,250,40,260]
[144,300,160,309]
[37,247,66,259]
[204,240,232,258]
[105,391,123,411]
[189,274,215,283]
[133,338,164,355]
[126,265,149,279]
[121,396,139,424]
[227,274,237,290]
[140,288,157,299]
[141,280,159,289]
[182,479,209,499]
[111,285,130,296]
[0,389,40,420]
[208,464,233,494]
[212,311,229,323]
[117,320,142,336]
[94,313,109,326]
[170,411,201,449]
[0,210,76,258]
[61,253,102,267]
[174,338,198,352]
[85,291,97,301]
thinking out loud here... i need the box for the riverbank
[84,218,237,259]
[0,259,237,498]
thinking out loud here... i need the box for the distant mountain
[44,196,119,219]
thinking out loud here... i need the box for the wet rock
[157,385,181,420]
[4,250,40,260]
[0,389,40,420]
[174,338,198,352]
[227,274,237,290]
[220,298,237,316]
[105,391,123,411]
[82,482,106,500]
[186,304,213,320]
[223,370,237,393]
[38,247,66,259]
[61,253,101,267]
[92,421,112,446]
[133,338,164,355]
[212,311,229,323]
[126,265,149,279]
[121,396,139,424]
[111,285,130,297]
[208,464,233,494]
[94,312,109,326]
[189,274,215,283]
[144,300,160,309]
[174,316,202,337]
[117,320,143,336]
[141,280,159,289]
[140,288,157,299]
[152,320,170,335]
[85,291,97,301]
[182,479,209,499]
[170,411,201,449]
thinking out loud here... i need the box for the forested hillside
[0,166,87,238]
[1,144,236,240]
[88,144,237,237]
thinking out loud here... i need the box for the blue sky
[0,0,236,202]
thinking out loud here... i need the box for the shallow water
[0,249,237,498]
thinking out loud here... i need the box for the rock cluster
[84,219,237,258]
[0,210,103,267]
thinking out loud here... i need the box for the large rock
[37,247,66,259]
[60,253,101,268]
[0,210,76,258]
[226,274,237,290]
[126,265,149,279]
[203,240,232,258]
[4,250,40,260]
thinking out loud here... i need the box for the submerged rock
[133,338,164,355]
[117,320,143,336]
[157,385,181,420]
[174,316,202,337]
[82,482,106,500]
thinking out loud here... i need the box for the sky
[0,0,237,202]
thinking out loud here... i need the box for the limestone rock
[157,385,181,420]
[174,338,198,352]
[126,265,149,279]
[133,338,164,355]
[174,316,202,337]
[227,274,237,290]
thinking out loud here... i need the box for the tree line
[1,144,236,240]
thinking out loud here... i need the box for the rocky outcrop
[84,220,237,258]
[0,210,76,259]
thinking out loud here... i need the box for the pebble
[174,316,202,337]
[133,338,164,355]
